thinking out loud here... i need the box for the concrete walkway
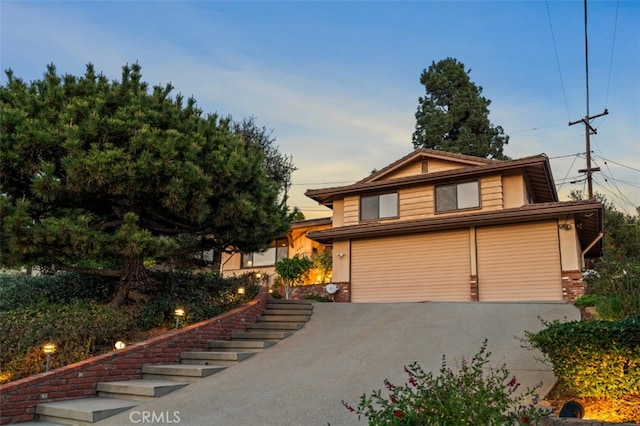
[96,302,579,426]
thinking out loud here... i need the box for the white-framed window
[242,238,288,267]
[435,181,480,212]
[360,192,398,220]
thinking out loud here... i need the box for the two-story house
[305,149,603,303]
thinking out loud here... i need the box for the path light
[174,308,185,329]
[43,343,56,372]
[237,286,246,295]
[114,340,126,350]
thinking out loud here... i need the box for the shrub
[574,293,599,310]
[0,300,131,383]
[584,258,640,320]
[526,316,640,398]
[343,340,546,425]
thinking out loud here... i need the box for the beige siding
[428,159,467,173]
[476,221,562,301]
[333,199,344,227]
[502,173,526,208]
[351,230,471,302]
[399,185,434,220]
[384,161,422,179]
[343,195,360,226]
[557,216,582,271]
[480,174,503,211]
[332,240,351,282]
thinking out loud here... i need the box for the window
[435,181,479,212]
[360,192,398,220]
[242,238,288,267]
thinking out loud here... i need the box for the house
[305,149,603,303]
[220,217,332,287]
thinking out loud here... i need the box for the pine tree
[412,58,509,160]
[0,63,292,305]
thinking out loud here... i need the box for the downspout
[581,232,603,268]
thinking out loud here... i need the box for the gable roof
[306,151,557,207]
[356,148,500,184]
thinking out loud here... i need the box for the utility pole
[569,109,607,199]
[568,0,608,200]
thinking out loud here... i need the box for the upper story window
[435,181,480,212]
[242,238,288,267]
[360,192,398,220]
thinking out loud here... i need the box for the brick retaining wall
[0,288,268,425]
[282,282,350,302]
[562,270,585,304]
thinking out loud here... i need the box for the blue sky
[2,0,639,217]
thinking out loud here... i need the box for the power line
[592,155,640,173]
[604,0,621,110]
[545,0,572,121]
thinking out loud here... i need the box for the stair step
[180,351,255,366]
[36,397,138,424]
[96,379,188,401]
[230,330,293,341]
[246,321,304,330]
[262,309,311,316]
[208,339,275,351]
[258,314,310,322]
[268,299,313,305]
[267,302,313,311]
[141,364,226,382]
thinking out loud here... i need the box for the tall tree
[412,57,509,160]
[0,63,292,305]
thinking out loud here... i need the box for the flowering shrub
[343,340,547,425]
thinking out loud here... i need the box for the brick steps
[31,299,312,424]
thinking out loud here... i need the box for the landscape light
[237,287,246,295]
[114,341,126,350]
[174,308,185,329]
[43,343,57,372]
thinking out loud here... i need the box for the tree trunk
[109,256,152,307]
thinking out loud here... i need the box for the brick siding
[561,270,585,304]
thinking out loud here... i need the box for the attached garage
[351,229,471,302]
[476,221,562,301]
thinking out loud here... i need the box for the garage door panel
[477,221,561,301]
[351,230,470,303]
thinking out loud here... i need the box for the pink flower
[394,410,403,418]
[508,376,518,387]
[521,416,528,424]
[390,395,398,404]
[408,377,418,387]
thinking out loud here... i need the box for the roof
[305,151,557,207]
[306,199,603,258]
[290,217,332,229]
[356,148,500,184]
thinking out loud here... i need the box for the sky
[1,0,639,218]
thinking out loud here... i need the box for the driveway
[97,302,579,426]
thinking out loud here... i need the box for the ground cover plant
[0,270,258,383]
[343,340,546,425]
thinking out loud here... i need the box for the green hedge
[526,316,640,398]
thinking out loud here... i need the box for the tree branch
[54,264,121,277]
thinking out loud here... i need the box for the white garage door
[351,230,471,302]
[476,221,562,301]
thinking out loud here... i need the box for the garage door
[476,221,561,301]
[351,229,471,302]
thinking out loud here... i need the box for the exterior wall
[331,240,351,283]
[428,158,467,173]
[384,161,422,179]
[0,290,268,425]
[343,195,360,226]
[480,174,503,211]
[502,173,527,208]
[220,222,331,287]
[562,270,585,303]
[277,282,350,303]
[342,174,505,226]
[558,217,582,271]
[333,199,344,227]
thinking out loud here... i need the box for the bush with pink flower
[342,340,548,425]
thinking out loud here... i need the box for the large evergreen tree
[412,57,509,160]
[0,63,292,305]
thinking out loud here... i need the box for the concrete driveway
[97,302,579,426]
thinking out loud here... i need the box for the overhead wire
[545,0,572,121]
[604,0,621,111]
